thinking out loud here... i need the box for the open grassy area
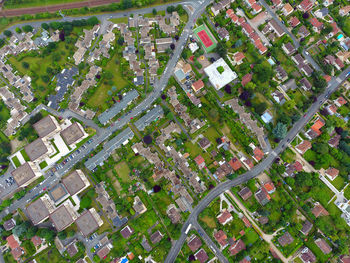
[20,149,30,161]
[0,100,10,127]
[144,10,166,18]
[327,175,345,191]
[115,161,131,183]
[35,247,65,263]
[109,17,129,24]
[344,185,350,200]
[200,215,217,228]
[39,160,48,169]
[87,54,128,111]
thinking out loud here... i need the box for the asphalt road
[164,67,349,263]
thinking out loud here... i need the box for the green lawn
[39,160,48,169]
[115,161,131,183]
[11,155,21,168]
[203,126,221,146]
[243,228,259,245]
[87,55,128,111]
[344,186,350,200]
[0,100,10,128]
[144,10,166,18]
[327,175,345,191]
[34,247,65,263]
[20,149,30,161]
[109,17,129,24]
[304,238,330,262]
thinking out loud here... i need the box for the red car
[43,187,46,191]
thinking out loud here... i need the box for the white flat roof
[204,58,237,90]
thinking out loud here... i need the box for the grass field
[87,54,128,111]
[200,215,217,228]
[193,24,217,53]
[109,17,128,24]
[35,247,65,263]
[115,161,131,183]
[327,175,345,191]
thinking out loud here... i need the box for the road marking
[271,151,277,157]
[337,77,342,83]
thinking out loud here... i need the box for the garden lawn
[109,17,128,24]
[11,156,20,168]
[200,215,217,228]
[87,58,128,111]
[243,228,259,245]
[115,161,131,183]
[35,247,65,263]
[344,186,350,200]
[203,126,221,146]
[20,149,30,161]
[328,175,345,191]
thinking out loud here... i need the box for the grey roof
[85,127,134,170]
[134,105,164,131]
[98,90,139,125]
[48,67,78,110]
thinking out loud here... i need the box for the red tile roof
[311,119,325,135]
[229,157,242,171]
[241,216,251,228]
[31,236,42,247]
[325,167,339,179]
[294,161,303,172]
[296,140,312,154]
[241,73,252,86]
[299,0,313,11]
[289,16,300,27]
[194,155,205,165]
[214,230,228,247]
[264,182,275,194]
[310,18,323,29]
[336,96,347,105]
[253,147,264,161]
[192,79,204,92]
[6,235,20,250]
[217,210,233,225]
[229,239,246,255]
[234,52,245,63]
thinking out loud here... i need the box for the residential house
[282,42,296,56]
[268,19,285,37]
[289,17,301,27]
[299,247,316,263]
[233,52,245,65]
[218,27,230,41]
[315,238,332,254]
[187,234,202,252]
[310,17,323,33]
[328,134,341,148]
[194,155,206,169]
[192,79,205,93]
[300,220,313,236]
[282,3,294,16]
[312,202,329,218]
[264,182,275,194]
[228,157,242,171]
[298,25,311,38]
[229,239,246,255]
[295,140,312,155]
[272,91,286,104]
[238,187,252,201]
[339,6,350,16]
[255,188,270,205]
[214,230,228,248]
[217,210,233,225]
[150,230,163,244]
[195,248,209,263]
[3,218,16,231]
[278,232,294,246]
[275,65,288,82]
[300,78,312,91]
[120,225,134,239]
[198,137,211,150]
[298,0,313,12]
[325,167,339,180]
[335,96,347,107]
[272,0,283,8]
